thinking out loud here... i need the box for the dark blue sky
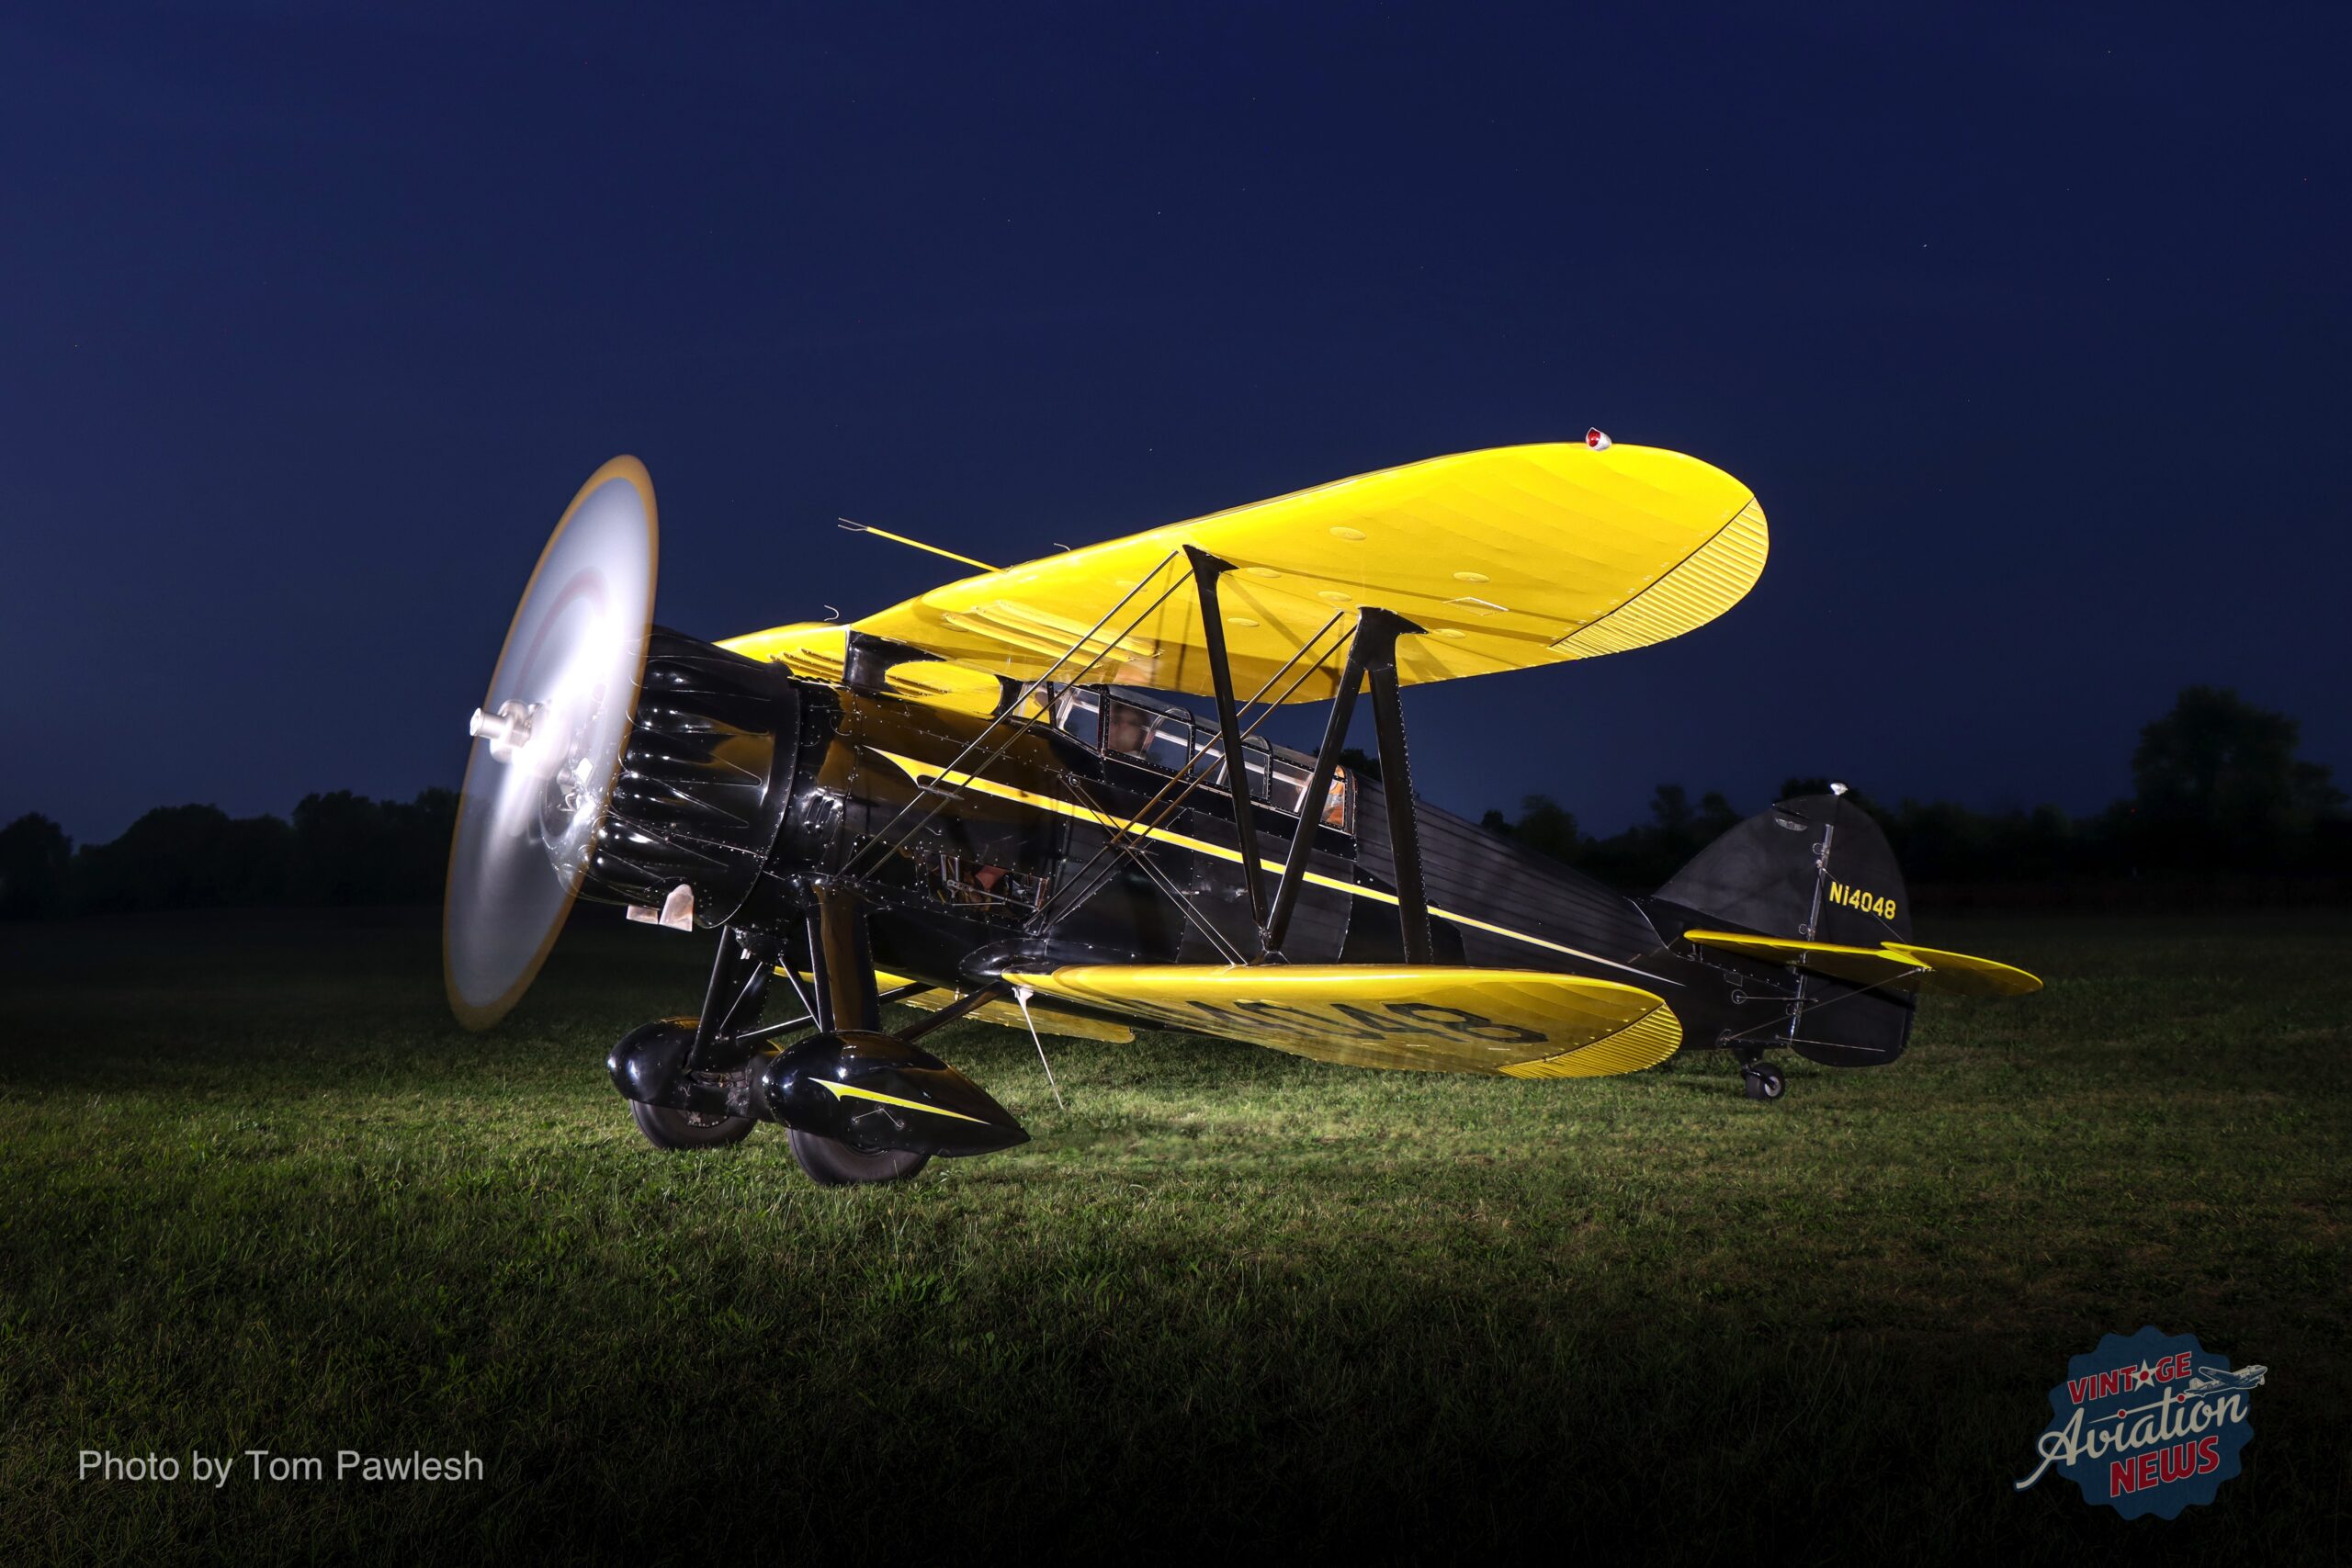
[5,3,2345,844]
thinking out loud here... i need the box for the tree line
[1475,686,2348,895]
[1,686,2344,919]
[0,790,458,918]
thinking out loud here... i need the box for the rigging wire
[1062,774,1250,966]
[1029,609,1352,938]
[838,553,1191,881]
[836,518,1000,573]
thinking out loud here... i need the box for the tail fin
[1657,791,1917,1066]
[1657,791,1909,945]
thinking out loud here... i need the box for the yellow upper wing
[726,442,1765,704]
[1002,964,1683,1077]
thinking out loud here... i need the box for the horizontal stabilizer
[1682,931,2041,998]
[1001,964,1681,1077]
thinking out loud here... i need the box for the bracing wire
[839,553,1192,881]
[1028,608,1352,937]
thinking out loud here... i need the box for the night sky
[5,4,2346,846]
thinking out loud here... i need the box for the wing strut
[1184,546,1270,952]
[1261,605,1430,962]
[805,884,881,1032]
[1365,621,1431,964]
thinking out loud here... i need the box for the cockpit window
[1266,755,1307,814]
[1324,769,1351,829]
[1101,697,1151,761]
[1054,687,1103,748]
[1061,686,1351,834]
[1143,711,1193,773]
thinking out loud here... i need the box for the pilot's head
[1104,702,1148,757]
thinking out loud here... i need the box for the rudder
[1657,791,1917,1066]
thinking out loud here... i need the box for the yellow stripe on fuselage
[816,1078,989,1124]
[867,750,1668,984]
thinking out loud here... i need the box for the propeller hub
[444,457,658,1030]
[466,699,540,763]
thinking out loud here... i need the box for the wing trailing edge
[1001,964,1682,1077]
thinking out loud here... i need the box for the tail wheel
[1741,1063,1786,1101]
[787,1128,930,1186]
[628,1099,757,1150]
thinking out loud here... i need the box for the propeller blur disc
[444,457,658,1030]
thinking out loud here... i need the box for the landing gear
[629,1100,758,1150]
[609,904,1026,1184]
[1742,1061,1786,1101]
[786,1128,930,1187]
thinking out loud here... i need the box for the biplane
[445,439,2040,1185]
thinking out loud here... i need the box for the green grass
[2,908,2346,1562]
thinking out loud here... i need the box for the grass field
[2,907,2346,1562]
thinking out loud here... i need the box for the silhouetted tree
[71,805,293,912]
[2129,686,2344,869]
[1508,795,1582,864]
[0,814,73,919]
[1482,687,2345,897]
[290,789,458,904]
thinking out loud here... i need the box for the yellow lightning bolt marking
[816,1078,990,1125]
[867,749,1668,983]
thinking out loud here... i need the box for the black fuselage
[579,628,1908,1068]
[765,677,1806,1058]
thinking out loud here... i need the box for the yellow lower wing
[1001,964,1682,1077]
[1681,931,2042,998]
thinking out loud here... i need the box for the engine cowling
[578,628,815,929]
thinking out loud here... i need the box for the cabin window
[1261,754,1351,832]
[1072,687,1350,833]
[1235,738,1272,802]
[1100,696,1196,773]
[1267,756,1309,814]
[1324,769,1351,831]
[1143,712,1193,773]
[1054,687,1103,748]
[1195,736,1271,801]
[1100,697,1151,761]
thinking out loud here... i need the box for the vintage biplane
[445,439,2040,1185]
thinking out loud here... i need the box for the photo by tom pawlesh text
[78,1450,483,1484]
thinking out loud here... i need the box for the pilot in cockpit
[1102,699,1151,761]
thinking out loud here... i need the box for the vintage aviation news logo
[2015,1326,2263,1518]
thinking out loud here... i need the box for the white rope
[1011,985,1065,1111]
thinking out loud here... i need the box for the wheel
[628,1098,757,1150]
[787,1127,930,1187]
[1742,1063,1786,1101]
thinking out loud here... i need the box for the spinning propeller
[443,457,659,1029]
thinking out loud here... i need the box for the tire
[787,1128,930,1187]
[628,1099,758,1150]
[1754,1064,1786,1101]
